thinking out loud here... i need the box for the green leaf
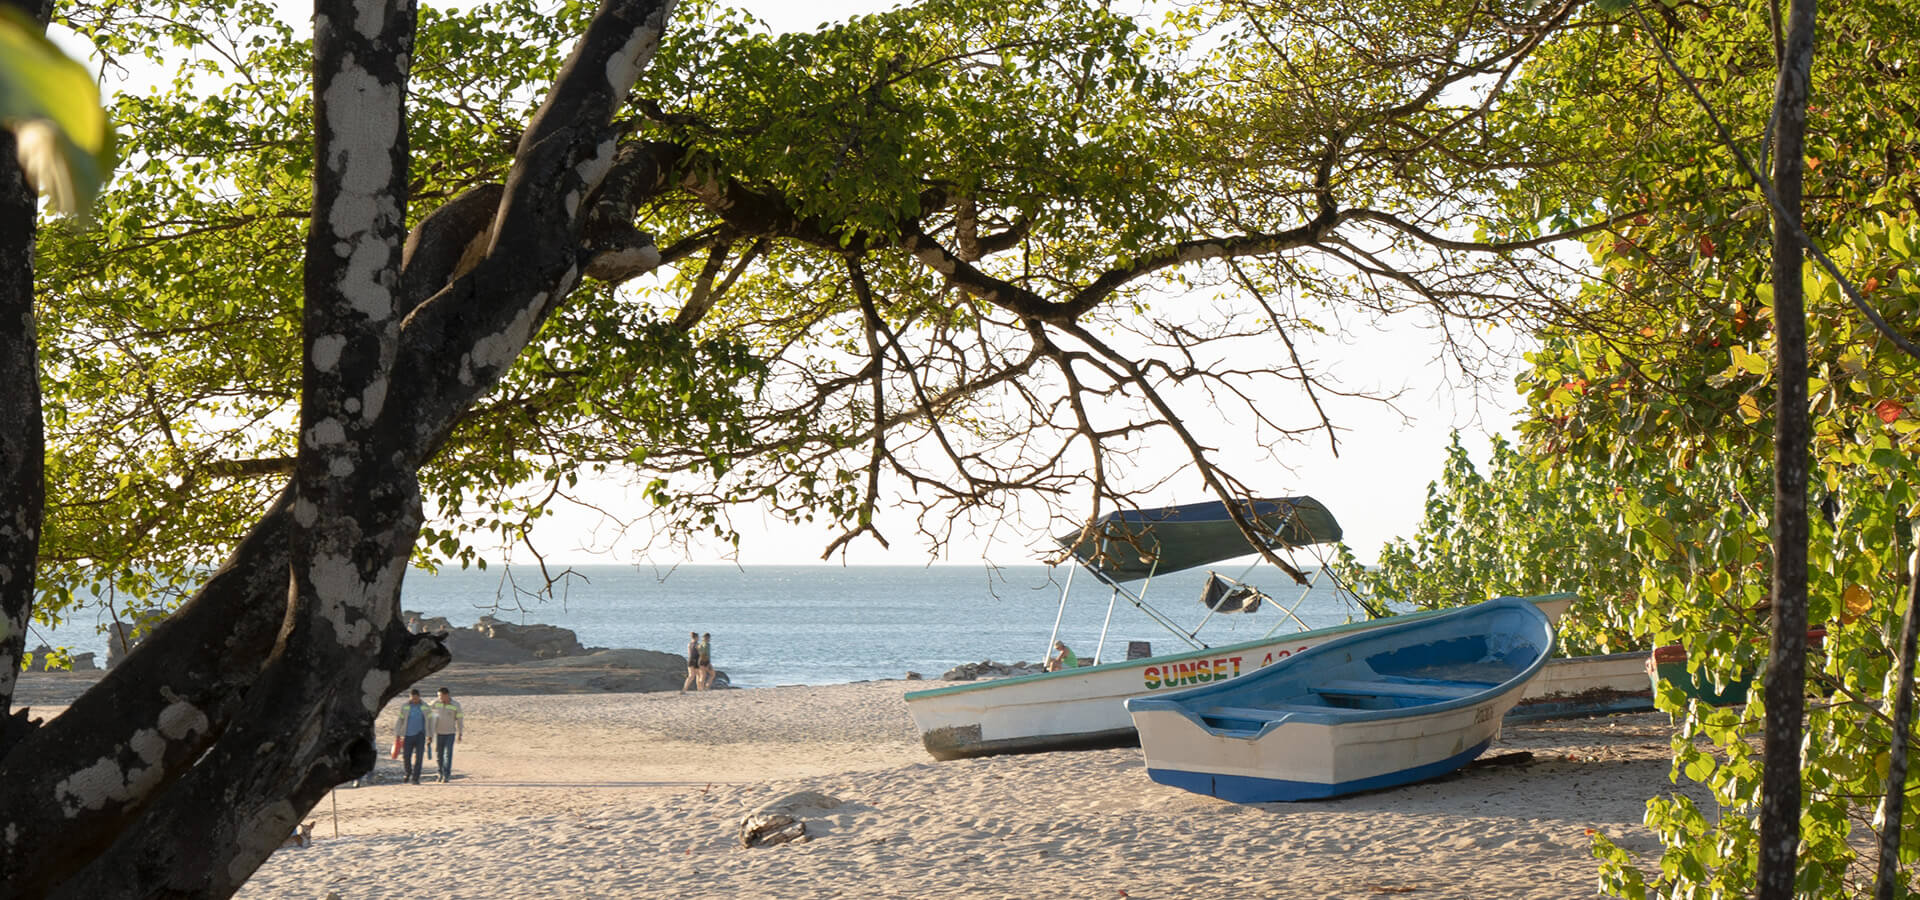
[1683,749,1716,782]
[0,9,114,214]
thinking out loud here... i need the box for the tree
[1365,0,1920,892]
[1331,432,1641,655]
[2,0,681,892]
[0,0,54,770]
[1,0,1614,893]
[1757,1,1815,894]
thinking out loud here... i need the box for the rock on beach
[398,611,728,692]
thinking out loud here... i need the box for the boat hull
[1124,597,1552,802]
[1131,695,1517,802]
[1508,650,1653,721]
[904,593,1576,760]
[1142,729,1495,803]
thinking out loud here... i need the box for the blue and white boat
[1124,596,1553,802]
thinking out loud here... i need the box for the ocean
[35,564,1368,687]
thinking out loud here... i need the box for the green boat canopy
[1055,496,1343,583]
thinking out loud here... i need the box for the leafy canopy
[1357,0,1920,894]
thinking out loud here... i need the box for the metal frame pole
[1069,539,1205,651]
[1093,584,1120,665]
[1044,561,1077,662]
[1260,566,1319,637]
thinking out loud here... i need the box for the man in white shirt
[429,687,465,783]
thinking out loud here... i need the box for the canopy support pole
[1262,548,1330,637]
[1093,583,1121,666]
[1043,561,1077,663]
[1056,497,1350,655]
[1197,507,1303,638]
[1083,555,1203,651]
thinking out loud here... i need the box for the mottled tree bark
[0,0,53,758]
[45,3,430,893]
[1757,1,1815,898]
[1876,541,1920,900]
[0,0,677,896]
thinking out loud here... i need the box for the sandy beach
[16,672,1693,899]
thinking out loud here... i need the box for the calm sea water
[38,564,1367,688]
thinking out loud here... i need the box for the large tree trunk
[47,3,429,892]
[0,0,52,759]
[0,0,678,895]
[1756,0,1815,897]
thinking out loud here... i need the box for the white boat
[900,495,1579,760]
[905,592,1574,759]
[1124,596,1553,802]
[1508,650,1654,721]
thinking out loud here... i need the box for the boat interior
[1139,599,1553,739]
[1194,676,1497,733]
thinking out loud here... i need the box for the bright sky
[52,0,1530,569]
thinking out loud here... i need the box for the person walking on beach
[697,632,714,690]
[429,687,464,783]
[392,689,430,784]
[683,631,701,693]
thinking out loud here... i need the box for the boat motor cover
[1056,496,1343,582]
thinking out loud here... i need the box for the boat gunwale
[1131,603,1554,732]
[903,592,1576,703]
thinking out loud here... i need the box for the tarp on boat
[1200,573,1266,613]
[1056,496,1342,582]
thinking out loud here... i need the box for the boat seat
[1200,705,1293,721]
[1196,704,1312,735]
[1314,679,1485,701]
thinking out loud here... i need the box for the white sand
[226,681,1693,899]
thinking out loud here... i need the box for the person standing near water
[392,689,429,784]
[429,687,464,783]
[697,632,714,690]
[682,631,700,693]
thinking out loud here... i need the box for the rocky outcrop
[472,616,600,659]
[533,649,729,692]
[409,614,455,634]
[104,622,143,668]
[398,613,723,691]
[24,645,96,671]
[522,647,682,670]
[403,610,607,664]
[939,659,1044,681]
